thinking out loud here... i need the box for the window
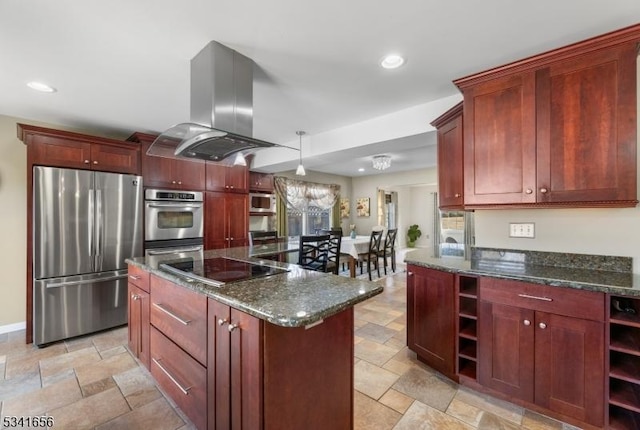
[287,205,331,236]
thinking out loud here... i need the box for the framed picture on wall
[340,198,350,218]
[356,197,370,217]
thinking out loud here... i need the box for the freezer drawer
[33,270,128,346]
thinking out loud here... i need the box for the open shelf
[458,338,477,361]
[459,297,477,320]
[459,276,478,298]
[459,319,477,340]
[610,371,640,413]
[611,325,640,356]
[609,404,640,430]
[611,351,640,384]
[457,275,477,383]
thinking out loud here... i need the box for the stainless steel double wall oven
[144,188,204,261]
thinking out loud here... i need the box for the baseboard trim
[0,321,26,335]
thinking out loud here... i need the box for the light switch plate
[509,222,535,238]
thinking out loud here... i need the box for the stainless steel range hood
[148,41,286,163]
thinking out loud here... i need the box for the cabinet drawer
[127,264,150,292]
[150,327,206,430]
[480,277,604,321]
[150,275,207,365]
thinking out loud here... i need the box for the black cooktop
[159,257,289,287]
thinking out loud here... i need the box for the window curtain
[377,189,386,226]
[275,194,288,237]
[331,198,340,230]
[273,177,340,211]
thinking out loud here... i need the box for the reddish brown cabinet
[128,283,150,368]
[478,278,605,427]
[407,265,456,380]
[461,72,537,206]
[208,299,262,430]
[205,192,249,249]
[127,132,205,190]
[206,163,249,193]
[453,26,639,208]
[249,171,275,193]
[431,102,464,209]
[20,124,140,175]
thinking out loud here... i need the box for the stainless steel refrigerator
[33,166,143,346]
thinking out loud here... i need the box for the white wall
[0,115,27,327]
[351,168,437,247]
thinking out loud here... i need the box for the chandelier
[372,155,391,170]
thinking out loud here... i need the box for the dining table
[339,235,372,278]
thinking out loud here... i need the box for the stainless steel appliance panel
[33,166,95,279]
[144,192,204,242]
[144,242,204,268]
[33,270,128,345]
[94,172,143,272]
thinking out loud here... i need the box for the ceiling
[1,1,639,177]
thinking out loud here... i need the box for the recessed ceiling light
[358,168,365,172]
[380,54,405,69]
[27,81,57,93]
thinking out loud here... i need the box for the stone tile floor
[0,267,582,429]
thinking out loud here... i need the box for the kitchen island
[404,247,640,430]
[126,245,383,430]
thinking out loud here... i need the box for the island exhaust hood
[147,41,288,163]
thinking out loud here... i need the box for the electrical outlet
[509,223,535,238]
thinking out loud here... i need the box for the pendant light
[295,130,306,176]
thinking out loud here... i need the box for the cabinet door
[478,301,535,402]
[141,141,176,189]
[437,111,464,209]
[227,165,249,193]
[534,312,604,427]
[208,299,263,430]
[249,171,274,192]
[205,163,228,191]
[90,144,140,174]
[128,283,141,358]
[229,308,262,430]
[463,72,537,205]
[226,193,249,248]
[205,192,228,249]
[406,266,456,378]
[536,43,637,204]
[30,135,92,169]
[172,158,205,190]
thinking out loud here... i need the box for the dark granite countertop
[404,247,640,297]
[126,243,383,328]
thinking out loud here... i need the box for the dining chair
[357,230,383,280]
[378,228,398,275]
[321,229,343,275]
[249,230,279,247]
[298,234,331,272]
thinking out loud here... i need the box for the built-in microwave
[250,193,276,213]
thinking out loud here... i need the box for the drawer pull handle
[523,319,531,326]
[517,294,553,302]
[152,358,191,395]
[128,275,141,280]
[153,303,191,325]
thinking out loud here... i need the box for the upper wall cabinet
[431,102,464,209]
[206,163,248,193]
[453,24,640,209]
[127,132,206,191]
[249,171,275,193]
[19,124,141,175]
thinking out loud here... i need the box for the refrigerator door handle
[88,189,95,261]
[45,273,128,289]
[96,189,103,258]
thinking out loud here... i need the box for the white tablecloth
[339,235,371,259]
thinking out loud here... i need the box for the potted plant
[407,224,422,247]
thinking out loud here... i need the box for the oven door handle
[147,203,203,209]
[147,247,203,255]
